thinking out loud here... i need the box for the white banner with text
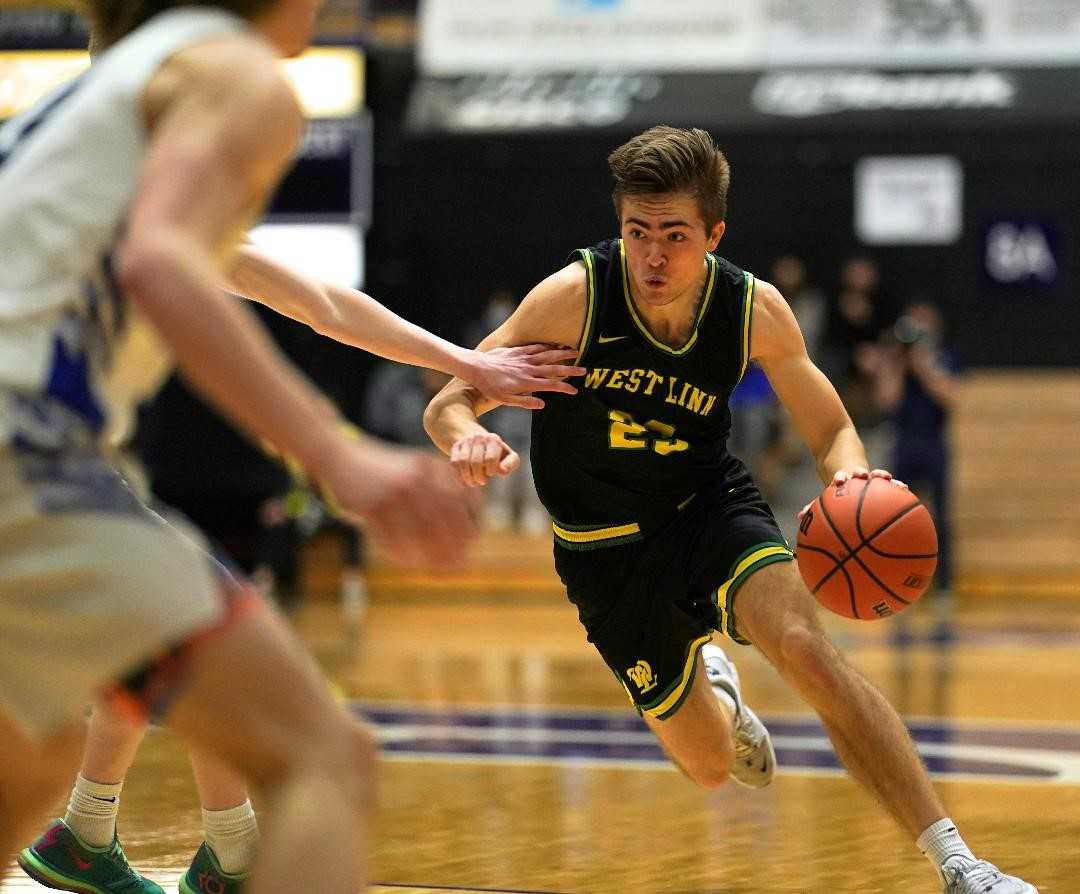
[418,0,1080,73]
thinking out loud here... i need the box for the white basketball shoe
[940,857,1038,894]
[701,643,776,789]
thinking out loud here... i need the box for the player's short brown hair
[84,0,279,50]
[607,126,731,230]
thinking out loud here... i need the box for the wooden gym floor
[4,532,1080,893]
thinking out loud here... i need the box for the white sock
[64,775,122,848]
[917,817,976,873]
[202,801,259,876]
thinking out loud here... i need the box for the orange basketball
[796,476,938,620]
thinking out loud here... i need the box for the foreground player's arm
[424,262,587,486]
[750,280,879,486]
[224,244,584,410]
[116,40,473,566]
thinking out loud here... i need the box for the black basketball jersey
[531,238,756,549]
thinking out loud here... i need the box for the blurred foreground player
[19,241,583,893]
[0,1,520,891]
[424,126,1037,894]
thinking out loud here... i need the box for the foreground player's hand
[450,432,519,487]
[322,440,479,568]
[465,344,585,410]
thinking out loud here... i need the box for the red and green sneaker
[17,818,165,894]
[179,843,246,894]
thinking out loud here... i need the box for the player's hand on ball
[801,469,907,521]
[830,467,907,487]
[322,440,479,568]
[466,344,585,410]
[449,432,519,487]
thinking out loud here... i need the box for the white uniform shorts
[0,447,257,740]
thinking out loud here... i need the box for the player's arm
[224,244,584,410]
[424,262,587,486]
[750,280,885,487]
[116,41,472,566]
[118,44,336,469]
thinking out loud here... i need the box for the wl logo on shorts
[626,660,658,694]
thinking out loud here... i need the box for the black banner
[271,114,372,223]
[0,10,89,50]
[407,67,1080,134]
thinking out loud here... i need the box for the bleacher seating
[953,370,1080,597]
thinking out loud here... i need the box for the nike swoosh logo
[597,335,627,344]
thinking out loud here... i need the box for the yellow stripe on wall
[0,48,365,122]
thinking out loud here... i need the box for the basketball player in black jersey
[424,127,1036,894]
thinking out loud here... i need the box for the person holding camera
[873,301,961,595]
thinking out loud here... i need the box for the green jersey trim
[618,240,718,357]
[736,271,755,384]
[641,634,712,720]
[576,248,600,363]
[714,541,794,645]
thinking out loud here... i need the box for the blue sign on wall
[982,218,1060,289]
[560,0,622,10]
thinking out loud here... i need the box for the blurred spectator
[729,363,779,495]
[772,254,827,361]
[463,289,517,349]
[135,306,316,610]
[755,255,830,498]
[870,300,960,594]
[136,374,300,605]
[464,291,549,533]
[822,256,887,426]
[364,363,451,446]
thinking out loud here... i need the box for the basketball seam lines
[814,490,864,612]
[813,481,934,612]
[819,494,914,607]
[846,484,935,603]
[855,480,938,559]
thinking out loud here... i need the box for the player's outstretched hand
[320,439,479,568]
[449,432,519,488]
[464,344,585,410]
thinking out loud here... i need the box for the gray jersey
[0,8,248,450]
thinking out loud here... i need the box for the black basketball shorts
[554,478,793,721]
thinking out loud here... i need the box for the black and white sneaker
[702,643,776,789]
[940,857,1038,894]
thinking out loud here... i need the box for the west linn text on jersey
[582,368,719,417]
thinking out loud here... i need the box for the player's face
[619,192,725,308]
[258,0,323,57]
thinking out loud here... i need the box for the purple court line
[353,704,1080,752]
[352,703,1072,780]
[377,738,1055,779]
